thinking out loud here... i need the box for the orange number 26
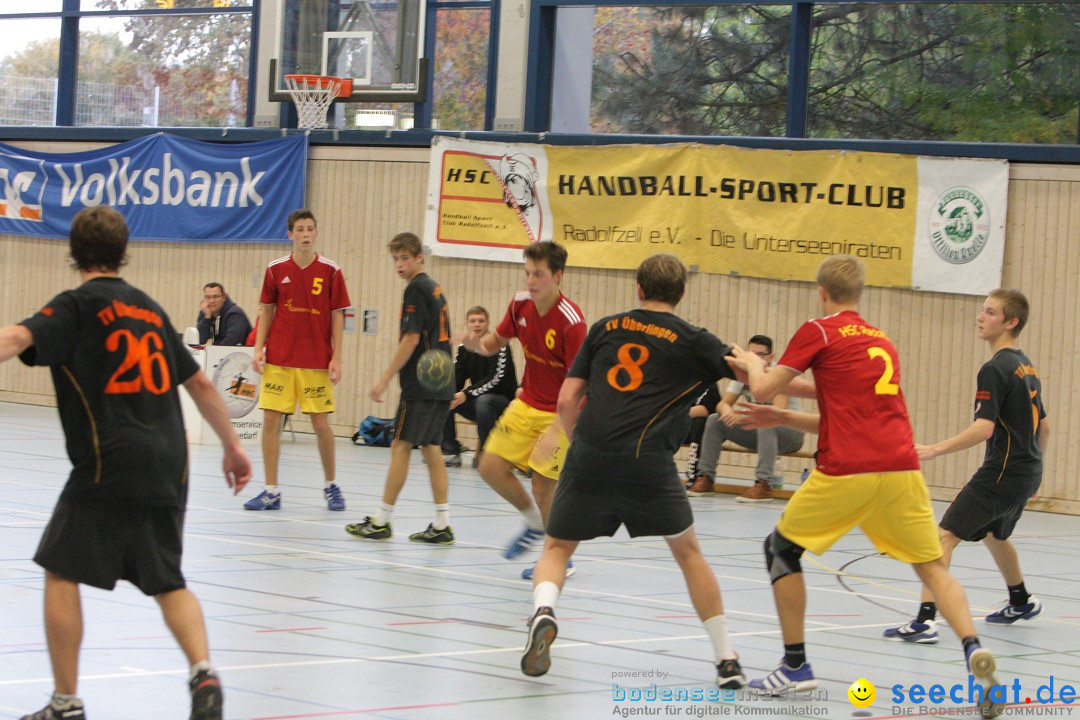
[104,329,171,395]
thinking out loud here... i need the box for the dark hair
[523,241,568,275]
[636,254,687,306]
[388,231,423,256]
[287,209,316,232]
[465,305,489,320]
[69,206,128,272]
[204,282,226,295]
[988,288,1030,336]
[747,334,773,353]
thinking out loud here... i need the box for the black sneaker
[443,453,462,468]
[345,517,392,540]
[521,607,558,677]
[189,669,223,720]
[409,523,455,544]
[20,699,86,720]
[717,657,747,689]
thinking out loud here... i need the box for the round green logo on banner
[928,186,990,265]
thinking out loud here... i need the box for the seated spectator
[688,335,804,502]
[684,383,722,485]
[442,306,517,467]
[197,282,252,346]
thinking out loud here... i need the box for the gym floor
[2,401,1078,719]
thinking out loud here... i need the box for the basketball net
[284,75,343,130]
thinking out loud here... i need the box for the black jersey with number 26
[567,309,735,481]
[20,277,199,508]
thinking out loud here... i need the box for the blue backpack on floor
[352,416,395,447]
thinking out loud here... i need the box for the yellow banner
[551,144,916,288]
[425,138,1007,294]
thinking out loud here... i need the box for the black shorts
[395,398,451,447]
[546,462,694,541]
[940,476,1037,542]
[34,501,186,596]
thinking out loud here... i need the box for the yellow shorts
[257,364,335,415]
[482,399,569,480]
[777,469,942,564]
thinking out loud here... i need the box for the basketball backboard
[268,0,427,104]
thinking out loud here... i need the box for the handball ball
[417,348,454,393]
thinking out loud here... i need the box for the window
[808,3,1080,143]
[589,6,791,136]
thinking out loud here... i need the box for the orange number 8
[607,343,650,392]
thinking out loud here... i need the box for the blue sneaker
[324,483,346,511]
[748,661,817,696]
[503,526,545,560]
[986,597,1042,624]
[243,489,280,510]
[883,618,939,643]
[521,560,575,580]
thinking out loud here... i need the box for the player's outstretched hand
[733,402,786,430]
[224,444,253,495]
[725,345,751,383]
[370,377,388,403]
[914,443,941,461]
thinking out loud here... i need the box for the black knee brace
[763,531,805,584]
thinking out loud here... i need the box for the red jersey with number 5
[496,291,586,412]
[778,310,919,475]
[260,254,350,369]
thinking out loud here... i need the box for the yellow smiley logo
[848,678,876,708]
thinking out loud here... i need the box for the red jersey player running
[244,209,351,512]
[727,254,999,716]
[460,241,586,578]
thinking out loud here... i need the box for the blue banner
[0,133,307,242]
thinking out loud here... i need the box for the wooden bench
[707,440,816,500]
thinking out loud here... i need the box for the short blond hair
[816,254,865,304]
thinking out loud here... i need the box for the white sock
[373,503,394,526]
[704,615,735,662]
[325,479,337,488]
[522,505,544,531]
[52,692,81,709]
[189,659,213,679]
[534,581,560,611]
[433,503,450,530]
[264,484,280,495]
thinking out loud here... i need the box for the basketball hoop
[284,74,353,130]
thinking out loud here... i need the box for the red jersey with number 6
[778,310,919,476]
[260,254,350,370]
[496,291,586,412]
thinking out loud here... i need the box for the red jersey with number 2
[497,291,586,412]
[778,310,919,476]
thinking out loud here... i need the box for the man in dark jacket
[197,282,252,346]
[442,306,517,467]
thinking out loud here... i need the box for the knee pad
[763,531,805,584]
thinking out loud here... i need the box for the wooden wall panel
[1,144,1078,511]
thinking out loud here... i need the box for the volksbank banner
[0,133,307,242]
[423,137,1008,295]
